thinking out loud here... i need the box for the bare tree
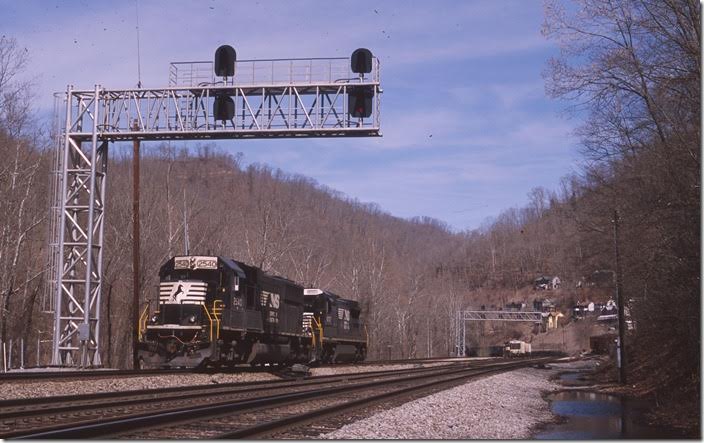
[543,0,700,425]
[0,37,49,350]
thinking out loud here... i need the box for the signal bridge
[47,49,381,367]
[454,310,543,358]
[62,57,381,142]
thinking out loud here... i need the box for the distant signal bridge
[455,310,543,358]
[46,50,381,367]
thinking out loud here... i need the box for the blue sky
[1,0,581,231]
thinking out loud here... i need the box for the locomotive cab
[139,255,244,368]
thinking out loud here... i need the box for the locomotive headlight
[188,315,197,324]
[150,315,158,323]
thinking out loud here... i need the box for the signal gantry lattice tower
[454,310,543,357]
[47,53,382,367]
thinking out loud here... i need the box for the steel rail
[219,358,556,439]
[11,363,481,439]
[2,363,463,438]
[12,358,554,439]
[0,368,193,381]
[0,362,456,414]
[0,356,479,380]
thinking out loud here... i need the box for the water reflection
[536,390,686,439]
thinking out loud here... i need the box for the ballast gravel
[310,362,447,377]
[0,372,278,401]
[322,365,566,440]
[2,358,595,440]
[0,363,447,401]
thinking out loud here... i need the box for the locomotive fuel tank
[247,343,292,365]
[330,344,360,363]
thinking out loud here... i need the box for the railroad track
[0,356,455,381]
[0,356,501,385]
[0,361,464,438]
[0,368,197,381]
[211,358,557,440]
[4,357,556,439]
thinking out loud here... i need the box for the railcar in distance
[503,339,532,357]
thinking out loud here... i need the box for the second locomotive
[138,255,367,368]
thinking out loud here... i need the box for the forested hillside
[99,145,469,365]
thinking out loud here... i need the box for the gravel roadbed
[310,362,446,376]
[322,363,577,439]
[0,372,278,401]
[2,358,599,439]
[0,362,440,401]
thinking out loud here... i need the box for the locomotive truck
[138,255,367,369]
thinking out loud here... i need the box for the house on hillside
[602,299,617,314]
[534,276,551,290]
[572,301,596,319]
[533,298,556,313]
[534,275,561,290]
[573,303,588,319]
[597,299,618,322]
[542,311,564,330]
[541,310,565,332]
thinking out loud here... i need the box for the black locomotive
[138,255,367,368]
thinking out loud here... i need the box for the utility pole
[613,210,627,384]
[132,120,141,370]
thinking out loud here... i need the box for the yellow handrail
[202,304,215,342]
[138,303,150,341]
[212,300,223,340]
[202,300,226,342]
[311,316,324,349]
[213,299,224,316]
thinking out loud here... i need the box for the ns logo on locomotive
[138,255,367,369]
